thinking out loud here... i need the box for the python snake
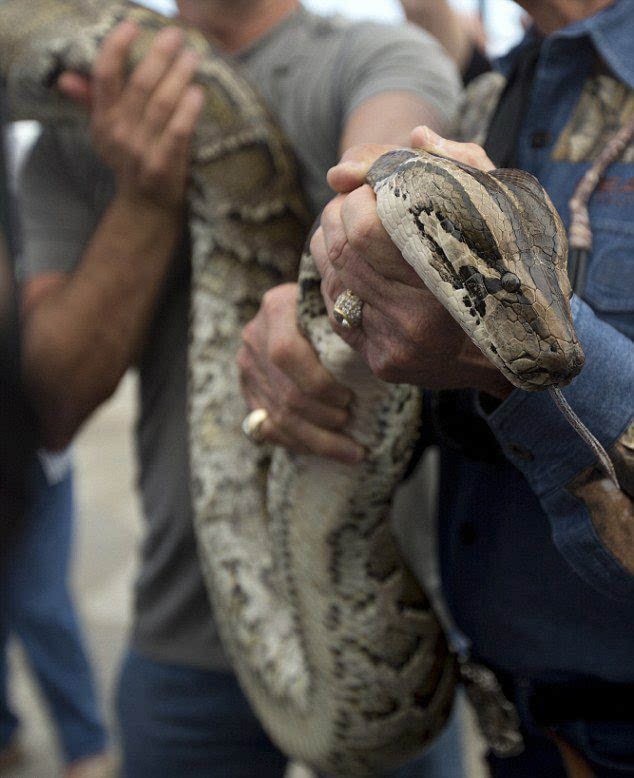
[0,1,589,773]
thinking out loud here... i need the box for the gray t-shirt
[17,7,460,669]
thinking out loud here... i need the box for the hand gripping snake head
[368,150,585,391]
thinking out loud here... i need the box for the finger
[410,125,495,171]
[327,143,396,193]
[119,26,185,124]
[57,72,92,104]
[267,317,353,409]
[310,227,347,310]
[92,21,140,113]
[316,195,348,273]
[267,410,365,464]
[142,84,204,183]
[339,186,423,286]
[239,351,363,462]
[240,339,350,430]
[142,48,201,138]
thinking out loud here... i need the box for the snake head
[370,151,585,392]
[480,168,585,390]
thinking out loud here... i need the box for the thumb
[327,143,396,193]
[410,125,495,171]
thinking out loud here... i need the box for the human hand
[313,127,510,397]
[58,21,204,213]
[237,283,365,462]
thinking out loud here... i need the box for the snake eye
[501,272,521,293]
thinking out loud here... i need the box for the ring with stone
[242,408,268,444]
[333,289,364,329]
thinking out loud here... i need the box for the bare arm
[339,90,444,152]
[21,22,203,449]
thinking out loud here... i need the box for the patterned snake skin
[0,1,584,774]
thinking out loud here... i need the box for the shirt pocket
[582,214,634,341]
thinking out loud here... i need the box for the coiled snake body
[0,1,585,773]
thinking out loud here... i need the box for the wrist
[112,191,183,232]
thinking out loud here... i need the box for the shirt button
[530,130,551,148]
[507,442,535,461]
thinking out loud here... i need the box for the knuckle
[369,345,406,383]
[401,312,426,346]
[129,69,154,97]
[280,383,301,412]
[148,95,174,123]
[346,210,376,255]
[391,344,413,372]
[111,124,131,151]
[269,335,294,370]
[169,121,192,145]
[329,241,355,274]
[269,406,287,431]
[320,272,339,305]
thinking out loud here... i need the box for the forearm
[23,195,181,448]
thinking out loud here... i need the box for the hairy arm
[20,22,203,449]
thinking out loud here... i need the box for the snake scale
[0,1,587,774]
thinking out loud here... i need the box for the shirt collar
[497,0,634,89]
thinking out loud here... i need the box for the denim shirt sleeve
[478,295,634,601]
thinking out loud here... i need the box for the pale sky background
[141,0,524,57]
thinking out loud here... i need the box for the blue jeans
[0,459,107,763]
[115,648,466,778]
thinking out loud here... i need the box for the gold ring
[242,408,268,444]
[333,289,363,328]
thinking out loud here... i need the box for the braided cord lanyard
[568,117,634,291]
[549,116,634,488]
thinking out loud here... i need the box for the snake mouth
[516,367,572,390]
[513,344,585,390]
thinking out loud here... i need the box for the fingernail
[421,126,443,147]
[327,161,366,179]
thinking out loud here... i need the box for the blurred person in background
[0,102,37,549]
[0,110,114,778]
[400,0,490,83]
[0,452,114,778]
[16,0,468,775]
[238,0,634,775]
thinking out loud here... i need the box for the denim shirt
[438,0,634,683]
